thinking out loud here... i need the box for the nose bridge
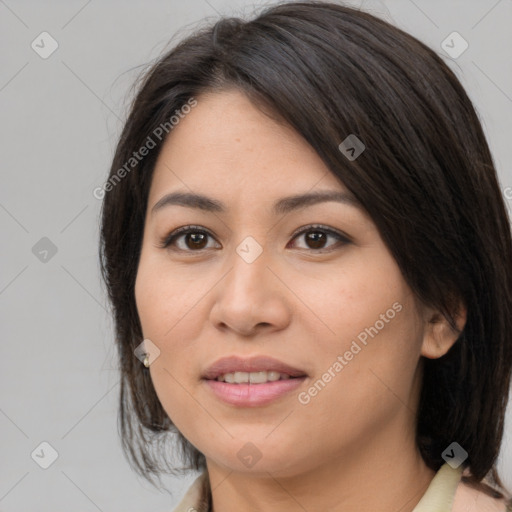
[227,234,270,298]
[209,233,291,335]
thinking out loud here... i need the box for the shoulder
[452,480,509,512]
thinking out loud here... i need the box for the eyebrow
[151,189,363,217]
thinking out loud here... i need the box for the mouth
[201,355,308,407]
[213,370,298,384]
[202,354,308,381]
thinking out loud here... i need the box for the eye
[157,225,220,252]
[157,224,350,253]
[287,224,350,252]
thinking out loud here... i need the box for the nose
[209,243,292,338]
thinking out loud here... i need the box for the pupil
[188,233,207,249]
[307,232,326,249]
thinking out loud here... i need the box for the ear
[420,301,467,359]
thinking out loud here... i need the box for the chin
[205,437,309,477]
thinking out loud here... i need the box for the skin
[134,89,467,512]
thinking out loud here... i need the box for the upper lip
[202,355,308,380]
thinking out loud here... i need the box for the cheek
[299,252,423,414]
[134,251,210,401]
[135,258,205,432]
[135,251,204,345]
[302,249,415,352]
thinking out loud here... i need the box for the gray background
[1,0,511,510]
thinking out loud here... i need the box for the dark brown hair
[99,0,512,501]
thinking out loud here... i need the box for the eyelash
[156,224,351,254]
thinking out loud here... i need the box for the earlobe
[420,304,467,360]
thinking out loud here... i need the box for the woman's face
[135,89,435,477]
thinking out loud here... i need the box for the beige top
[170,462,507,512]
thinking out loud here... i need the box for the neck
[206,422,436,512]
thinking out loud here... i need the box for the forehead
[148,89,347,200]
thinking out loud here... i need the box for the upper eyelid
[289,224,348,240]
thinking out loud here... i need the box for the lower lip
[203,377,307,407]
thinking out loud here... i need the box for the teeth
[216,371,293,384]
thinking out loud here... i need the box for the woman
[98,2,512,511]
